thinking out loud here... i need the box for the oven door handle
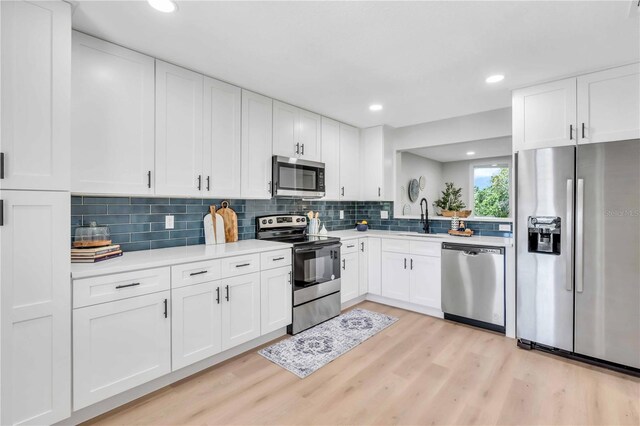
[294,243,342,254]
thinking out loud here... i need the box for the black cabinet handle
[582,122,586,139]
[342,259,346,270]
[295,143,300,154]
[206,176,210,191]
[235,263,251,268]
[197,175,202,190]
[115,282,140,289]
[216,287,220,304]
[361,242,364,252]
[0,199,3,226]
[347,244,355,249]
[378,187,381,197]
[268,181,272,194]
[411,259,413,270]
[288,271,292,285]
[225,285,230,301]
[569,124,573,140]
[163,299,168,318]
[147,170,151,188]
[341,186,345,196]
[272,257,285,261]
[189,270,208,276]
[0,152,5,179]
[301,143,305,155]
[404,258,407,269]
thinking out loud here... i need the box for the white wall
[390,107,512,151]
[396,152,442,218]
[441,155,512,212]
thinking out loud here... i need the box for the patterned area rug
[258,308,398,378]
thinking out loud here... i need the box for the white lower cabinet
[358,239,368,296]
[73,291,171,410]
[340,251,360,303]
[381,251,411,301]
[409,254,441,309]
[221,272,261,350]
[172,281,222,371]
[260,266,292,334]
[366,237,382,295]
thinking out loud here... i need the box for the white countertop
[71,239,292,279]
[324,229,513,247]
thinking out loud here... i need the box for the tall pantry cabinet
[0,1,72,425]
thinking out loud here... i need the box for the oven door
[272,156,325,198]
[293,242,341,289]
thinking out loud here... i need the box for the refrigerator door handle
[575,178,584,293]
[565,179,573,291]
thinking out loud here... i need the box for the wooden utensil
[217,201,238,242]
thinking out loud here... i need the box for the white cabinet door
[241,90,273,199]
[73,291,171,410]
[381,251,410,302]
[512,78,576,152]
[221,272,261,350]
[339,123,360,200]
[0,0,70,191]
[298,109,322,161]
[155,60,204,196]
[0,190,70,425]
[577,63,640,144]
[260,266,292,334]
[321,117,341,200]
[172,281,222,371]
[71,32,155,195]
[367,237,382,295]
[409,255,441,310]
[360,126,384,200]
[358,239,368,296]
[273,101,298,158]
[341,251,360,303]
[203,77,242,197]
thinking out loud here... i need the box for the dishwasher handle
[442,243,504,255]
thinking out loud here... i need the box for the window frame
[469,162,511,219]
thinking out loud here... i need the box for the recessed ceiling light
[485,74,505,83]
[466,151,475,156]
[369,104,383,111]
[148,0,177,13]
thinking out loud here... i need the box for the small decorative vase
[451,216,460,231]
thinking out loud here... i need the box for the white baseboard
[364,294,444,318]
[58,328,287,425]
[341,294,367,310]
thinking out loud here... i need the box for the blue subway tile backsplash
[71,197,512,252]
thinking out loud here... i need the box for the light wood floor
[87,301,639,426]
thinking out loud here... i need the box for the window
[472,164,510,218]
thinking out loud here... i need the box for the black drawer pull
[235,263,251,268]
[225,285,230,301]
[115,282,140,289]
[272,257,285,261]
[189,270,208,276]
[163,298,168,318]
[216,287,220,304]
[347,244,355,248]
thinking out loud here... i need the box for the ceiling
[71,1,640,129]
[405,136,512,163]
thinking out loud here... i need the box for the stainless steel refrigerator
[516,139,640,370]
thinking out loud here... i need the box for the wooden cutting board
[217,201,238,242]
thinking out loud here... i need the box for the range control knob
[296,218,301,222]
[301,217,306,222]
[262,219,267,224]
[268,219,273,224]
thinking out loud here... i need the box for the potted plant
[434,182,472,218]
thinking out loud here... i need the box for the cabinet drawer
[382,238,410,254]
[220,253,260,278]
[341,240,359,254]
[410,241,441,257]
[260,249,291,270]
[73,267,170,308]
[171,260,221,289]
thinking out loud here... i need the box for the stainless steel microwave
[272,156,326,198]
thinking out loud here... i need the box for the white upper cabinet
[512,77,577,152]
[71,32,155,195]
[0,190,70,425]
[321,117,341,200]
[155,60,204,197]
[360,126,386,200]
[339,123,361,200]
[203,77,242,197]
[577,63,640,144]
[241,90,273,199]
[0,0,70,191]
[273,101,321,161]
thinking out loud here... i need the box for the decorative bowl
[356,224,368,232]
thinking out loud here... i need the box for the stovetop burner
[266,234,340,246]
[255,214,339,246]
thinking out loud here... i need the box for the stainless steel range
[256,214,342,334]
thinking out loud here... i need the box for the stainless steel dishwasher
[441,243,505,333]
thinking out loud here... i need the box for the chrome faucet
[420,198,430,234]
